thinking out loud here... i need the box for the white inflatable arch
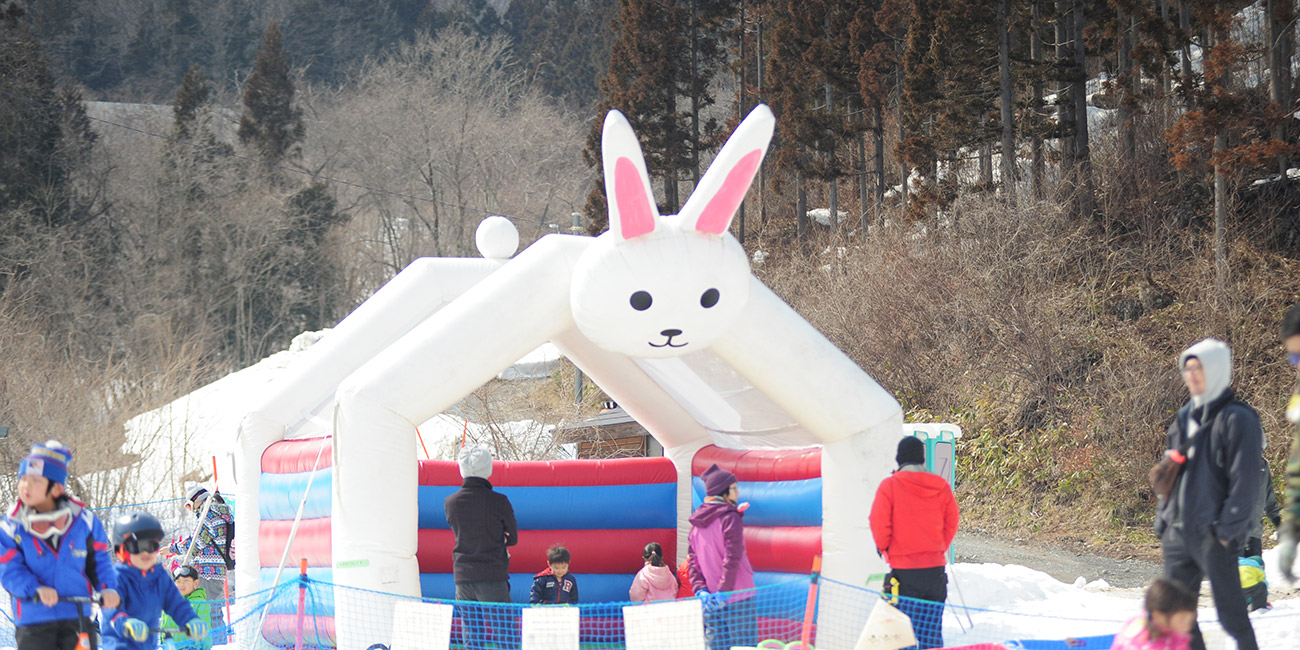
[234,105,901,648]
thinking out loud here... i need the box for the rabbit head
[571,105,774,358]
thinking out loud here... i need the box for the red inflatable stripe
[261,437,333,474]
[743,526,821,575]
[259,518,332,568]
[417,528,676,574]
[692,445,821,481]
[418,456,676,487]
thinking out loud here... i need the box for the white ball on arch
[476,216,520,259]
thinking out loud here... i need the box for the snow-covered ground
[939,562,1297,647]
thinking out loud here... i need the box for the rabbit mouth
[649,330,688,348]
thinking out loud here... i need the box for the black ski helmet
[112,511,165,553]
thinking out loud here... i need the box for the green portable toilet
[904,423,962,562]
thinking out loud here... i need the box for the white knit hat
[458,445,494,479]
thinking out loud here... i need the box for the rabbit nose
[660,329,682,338]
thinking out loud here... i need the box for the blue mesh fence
[1,569,1299,649]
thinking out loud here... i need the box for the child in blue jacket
[101,512,207,650]
[0,441,121,650]
[530,545,578,604]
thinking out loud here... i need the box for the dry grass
[752,185,1300,559]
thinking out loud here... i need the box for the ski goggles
[19,507,73,539]
[121,535,163,555]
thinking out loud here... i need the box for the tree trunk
[757,13,766,228]
[1031,1,1045,199]
[1118,8,1136,162]
[896,38,909,206]
[1071,0,1091,178]
[979,142,992,186]
[664,171,679,214]
[999,0,1016,195]
[826,73,837,235]
[1268,0,1294,177]
[688,0,700,187]
[738,3,747,244]
[1055,0,1076,169]
[1071,0,1095,217]
[796,173,808,238]
[1214,130,1227,296]
[1179,0,1193,81]
[874,102,886,218]
[857,98,868,234]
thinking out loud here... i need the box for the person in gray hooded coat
[1155,338,1264,650]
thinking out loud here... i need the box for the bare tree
[314,29,589,281]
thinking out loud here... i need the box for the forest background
[2,0,1299,559]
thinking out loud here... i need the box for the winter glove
[186,618,209,640]
[123,618,149,642]
[698,590,725,613]
[1279,532,1298,584]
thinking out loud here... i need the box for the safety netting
[1,569,1299,649]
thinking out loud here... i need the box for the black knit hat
[896,436,926,466]
[1282,303,1300,339]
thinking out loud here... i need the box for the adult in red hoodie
[869,436,959,649]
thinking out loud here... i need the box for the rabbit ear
[602,110,660,241]
[680,104,775,235]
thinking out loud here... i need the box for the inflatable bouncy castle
[233,105,904,648]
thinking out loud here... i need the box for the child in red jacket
[869,436,959,650]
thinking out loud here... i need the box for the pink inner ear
[614,157,655,239]
[695,150,762,234]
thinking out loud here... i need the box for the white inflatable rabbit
[330,104,901,648]
[571,105,773,358]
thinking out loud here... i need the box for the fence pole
[295,558,307,650]
[798,555,822,649]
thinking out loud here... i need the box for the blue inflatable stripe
[259,470,332,520]
[417,483,676,530]
[691,478,822,527]
[258,567,334,617]
[419,573,637,604]
[753,571,810,588]
[1013,635,1116,649]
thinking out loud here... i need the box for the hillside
[750,194,1300,560]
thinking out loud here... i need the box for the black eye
[630,291,653,311]
[700,288,720,308]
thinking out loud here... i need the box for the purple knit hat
[701,464,738,497]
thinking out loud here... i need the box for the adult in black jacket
[444,445,518,600]
[1155,338,1264,650]
[444,445,517,650]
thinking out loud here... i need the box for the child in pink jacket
[629,542,679,603]
[1110,577,1197,650]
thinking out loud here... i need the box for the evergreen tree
[765,0,866,236]
[504,0,619,108]
[0,1,95,226]
[583,0,727,232]
[238,21,305,166]
[850,0,900,220]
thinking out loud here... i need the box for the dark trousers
[455,580,513,650]
[1162,527,1258,650]
[703,595,756,650]
[892,566,947,650]
[16,617,98,650]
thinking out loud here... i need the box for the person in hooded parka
[1155,338,1265,650]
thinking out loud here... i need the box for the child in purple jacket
[687,464,756,650]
